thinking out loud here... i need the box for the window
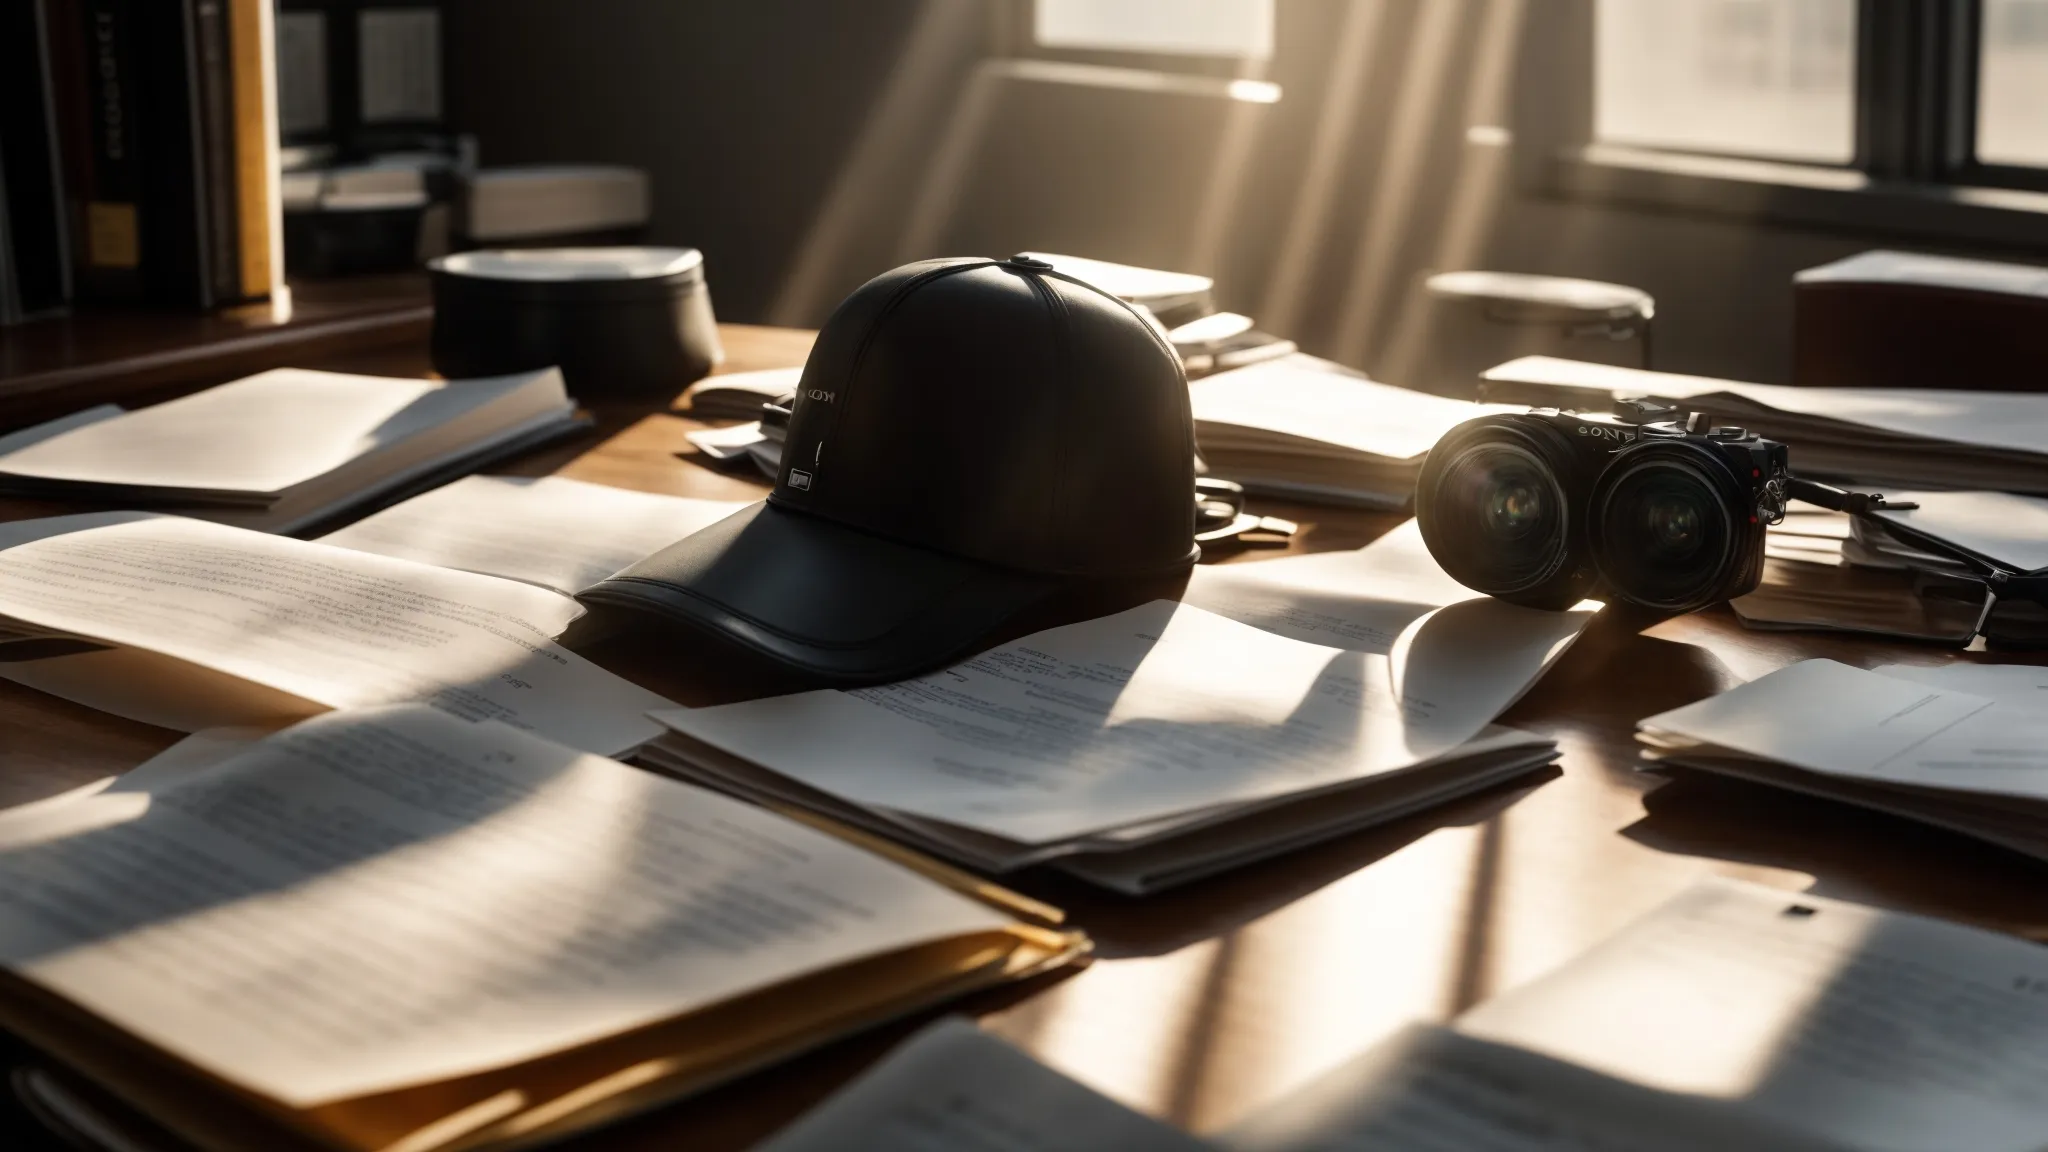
[1979,0,2048,167]
[1585,0,2048,193]
[1596,0,1857,164]
[1032,0,1273,60]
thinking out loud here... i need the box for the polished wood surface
[2,323,2045,1149]
[0,275,433,429]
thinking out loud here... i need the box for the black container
[429,247,723,400]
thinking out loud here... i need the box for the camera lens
[1590,447,1742,614]
[1416,417,1597,609]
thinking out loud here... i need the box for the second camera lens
[1590,446,1745,614]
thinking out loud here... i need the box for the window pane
[1596,0,1857,163]
[1034,0,1274,59]
[1980,0,2048,167]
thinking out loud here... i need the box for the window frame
[1527,0,2048,248]
[996,0,1267,78]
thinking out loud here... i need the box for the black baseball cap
[576,256,1198,682]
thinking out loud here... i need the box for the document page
[656,599,1504,845]
[1458,879,2048,1152]
[1643,660,2048,801]
[0,707,1011,1105]
[0,368,558,495]
[0,405,122,456]
[1222,1022,1845,1152]
[0,514,672,754]
[318,475,750,594]
[1192,356,1511,459]
[1875,662,2048,710]
[0,727,268,835]
[1183,521,1596,714]
[1869,490,2048,573]
[1638,659,1993,776]
[1483,356,2048,459]
[757,1018,1212,1152]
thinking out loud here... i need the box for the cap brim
[575,501,1065,683]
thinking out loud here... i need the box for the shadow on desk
[1020,767,1559,960]
[1623,770,2048,943]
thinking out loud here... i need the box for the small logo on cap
[788,469,813,491]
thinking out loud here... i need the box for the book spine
[63,0,142,301]
[194,0,240,304]
[0,0,77,322]
[134,0,215,309]
[229,0,281,300]
[72,0,142,303]
[42,0,93,304]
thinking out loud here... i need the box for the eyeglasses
[1849,510,2048,649]
[1195,478,1297,548]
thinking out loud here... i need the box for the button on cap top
[1004,254,1054,271]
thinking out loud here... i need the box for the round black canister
[428,247,723,400]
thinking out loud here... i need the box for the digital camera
[1415,400,1791,614]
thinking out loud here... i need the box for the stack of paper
[317,474,748,596]
[1166,311,1298,377]
[759,879,2048,1152]
[1480,356,2048,494]
[679,365,803,420]
[1638,659,2048,862]
[0,368,581,534]
[0,707,1086,1152]
[1019,251,1215,325]
[641,522,1598,893]
[1734,491,2048,644]
[0,512,673,755]
[1192,354,1517,508]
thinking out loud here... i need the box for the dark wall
[443,0,988,325]
[446,0,2045,385]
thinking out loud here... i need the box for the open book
[1638,658,2048,863]
[0,512,672,755]
[0,706,1086,1152]
[1191,355,1520,508]
[753,879,2048,1152]
[0,368,583,535]
[641,523,1596,893]
[1478,355,2048,495]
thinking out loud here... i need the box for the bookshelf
[0,273,433,430]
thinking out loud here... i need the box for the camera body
[1415,400,1790,614]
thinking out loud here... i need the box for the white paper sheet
[685,421,773,461]
[1639,660,1993,776]
[1874,662,2048,711]
[656,599,1516,845]
[1640,659,2048,801]
[318,476,749,594]
[0,405,123,456]
[757,1018,1210,1152]
[1870,490,2048,573]
[1223,1022,1845,1152]
[1484,356,2048,460]
[0,368,561,495]
[1183,522,1597,717]
[1193,356,1512,460]
[0,707,1011,1105]
[1796,249,2048,298]
[1459,879,2048,1152]
[0,726,269,825]
[0,514,672,754]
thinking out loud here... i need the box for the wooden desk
[2,324,2045,1150]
